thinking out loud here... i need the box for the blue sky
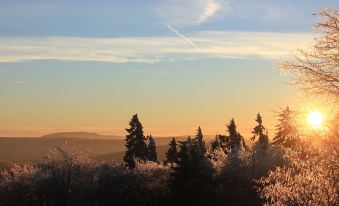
[0,0,337,36]
[0,1,337,137]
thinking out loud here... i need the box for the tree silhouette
[273,107,299,148]
[147,135,157,162]
[251,113,269,153]
[169,137,214,206]
[165,138,178,165]
[226,118,247,153]
[195,126,207,154]
[124,114,148,168]
[210,135,221,152]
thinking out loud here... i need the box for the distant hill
[42,132,122,139]
[0,134,216,163]
[93,145,170,163]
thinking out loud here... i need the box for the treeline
[0,107,337,206]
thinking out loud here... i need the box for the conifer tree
[226,118,246,153]
[147,135,157,162]
[165,138,178,165]
[251,113,270,168]
[210,135,220,152]
[251,113,269,150]
[251,113,265,141]
[195,126,207,154]
[123,114,148,168]
[170,137,214,205]
[273,107,299,148]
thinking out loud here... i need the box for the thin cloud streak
[0,32,315,63]
[166,24,200,50]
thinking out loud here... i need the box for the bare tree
[279,8,339,101]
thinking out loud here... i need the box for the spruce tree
[210,135,220,152]
[123,114,148,168]
[170,137,214,205]
[273,107,299,148]
[226,118,246,153]
[251,113,269,150]
[251,113,265,141]
[147,135,157,162]
[195,126,207,154]
[251,113,270,165]
[165,138,178,165]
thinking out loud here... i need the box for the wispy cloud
[0,32,315,63]
[196,0,224,23]
[166,24,199,50]
[154,0,227,26]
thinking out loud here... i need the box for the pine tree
[251,113,270,169]
[210,135,220,152]
[273,107,299,148]
[251,113,269,151]
[195,126,207,154]
[251,113,265,141]
[165,138,178,165]
[123,114,148,168]
[147,135,157,162]
[226,118,246,153]
[169,137,214,205]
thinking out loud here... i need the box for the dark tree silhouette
[195,126,207,154]
[124,114,148,168]
[147,135,157,162]
[273,107,299,148]
[226,118,247,153]
[170,137,214,206]
[209,119,247,155]
[210,135,221,152]
[251,113,269,153]
[165,138,178,165]
[251,113,265,141]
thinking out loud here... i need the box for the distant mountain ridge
[0,133,217,163]
[41,132,123,139]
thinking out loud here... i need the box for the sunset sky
[0,0,338,137]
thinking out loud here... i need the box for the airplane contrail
[166,24,200,51]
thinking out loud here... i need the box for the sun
[307,111,324,128]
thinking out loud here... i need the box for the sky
[0,0,338,138]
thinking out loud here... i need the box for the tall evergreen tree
[226,118,246,153]
[170,137,214,206]
[251,113,265,141]
[251,113,270,170]
[210,135,220,152]
[147,135,157,162]
[123,114,148,168]
[251,113,269,150]
[165,138,178,165]
[273,107,299,148]
[195,126,207,154]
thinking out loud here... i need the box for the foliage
[147,135,158,162]
[279,8,339,101]
[195,126,207,154]
[165,138,178,165]
[169,137,214,206]
[124,114,148,168]
[257,141,338,206]
[273,106,300,148]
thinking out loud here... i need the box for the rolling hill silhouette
[0,132,214,163]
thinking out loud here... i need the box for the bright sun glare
[307,111,324,128]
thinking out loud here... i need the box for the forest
[0,9,338,206]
